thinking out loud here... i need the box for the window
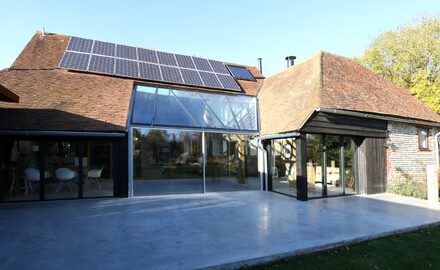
[226,65,256,81]
[418,128,429,150]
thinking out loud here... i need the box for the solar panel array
[59,36,241,91]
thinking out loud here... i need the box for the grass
[247,225,440,270]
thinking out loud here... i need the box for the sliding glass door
[306,134,358,198]
[133,129,203,195]
[0,138,118,202]
[132,128,260,196]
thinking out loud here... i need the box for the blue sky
[0,0,439,76]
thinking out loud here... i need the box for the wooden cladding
[358,137,387,194]
[301,112,387,138]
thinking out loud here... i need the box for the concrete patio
[1,191,439,270]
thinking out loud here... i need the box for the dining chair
[87,166,104,190]
[55,168,75,193]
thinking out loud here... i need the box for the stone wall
[387,122,439,184]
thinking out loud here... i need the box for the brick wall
[387,122,439,184]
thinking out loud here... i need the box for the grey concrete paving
[1,191,439,270]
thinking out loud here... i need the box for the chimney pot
[257,58,263,75]
[285,55,296,68]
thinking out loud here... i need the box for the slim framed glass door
[305,134,359,198]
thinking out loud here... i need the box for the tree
[356,17,440,113]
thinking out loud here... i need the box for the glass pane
[131,85,156,124]
[154,88,199,127]
[133,128,203,195]
[1,140,41,201]
[172,89,224,129]
[205,133,259,192]
[83,142,114,197]
[45,141,79,199]
[344,137,357,194]
[271,138,297,197]
[228,95,258,131]
[198,92,239,130]
[419,129,428,149]
[326,135,343,196]
[226,65,255,80]
[307,134,323,198]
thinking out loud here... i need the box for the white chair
[88,166,104,190]
[55,168,75,193]
[22,168,51,194]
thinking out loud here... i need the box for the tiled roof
[259,51,440,135]
[0,32,262,132]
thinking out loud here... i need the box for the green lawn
[247,225,440,270]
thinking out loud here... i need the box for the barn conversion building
[0,31,439,202]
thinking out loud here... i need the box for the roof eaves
[317,107,440,127]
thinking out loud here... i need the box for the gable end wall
[387,122,438,185]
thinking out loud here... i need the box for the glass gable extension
[131,85,260,196]
[132,85,258,132]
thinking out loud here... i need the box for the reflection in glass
[326,135,343,196]
[344,137,357,194]
[205,133,259,192]
[132,85,156,124]
[83,142,114,197]
[198,92,239,130]
[154,88,198,127]
[228,95,258,131]
[133,128,203,195]
[44,141,79,199]
[0,140,42,201]
[173,90,224,129]
[306,134,323,198]
[130,85,259,132]
[271,138,297,196]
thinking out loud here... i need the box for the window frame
[417,127,430,151]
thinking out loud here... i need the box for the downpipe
[435,132,440,166]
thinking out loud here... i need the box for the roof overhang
[317,108,440,128]
[0,84,19,103]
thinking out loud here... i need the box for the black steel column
[296,133,308,201]
[78,142,84,199]
[322,135,327,197]
[262,140,273,191]
[39,141,46,201]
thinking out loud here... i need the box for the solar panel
[138,48,158,63]
[180,69,203,86]
[116,44,137,60]
[89,55,115,74]
[59,51,90,71]
[160,66,183,83]
[199,71,222,88]
[67,37,93,53]
[192,57,212,72]
[209,60,230,74]
[175,54,196,69]
[139,62,162,81]
[226,65,255,81]
[115,59,138,77]
[60,36,243,91]
[157,51,177,66]
[92,41,116,57]
[216,74,241,91]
